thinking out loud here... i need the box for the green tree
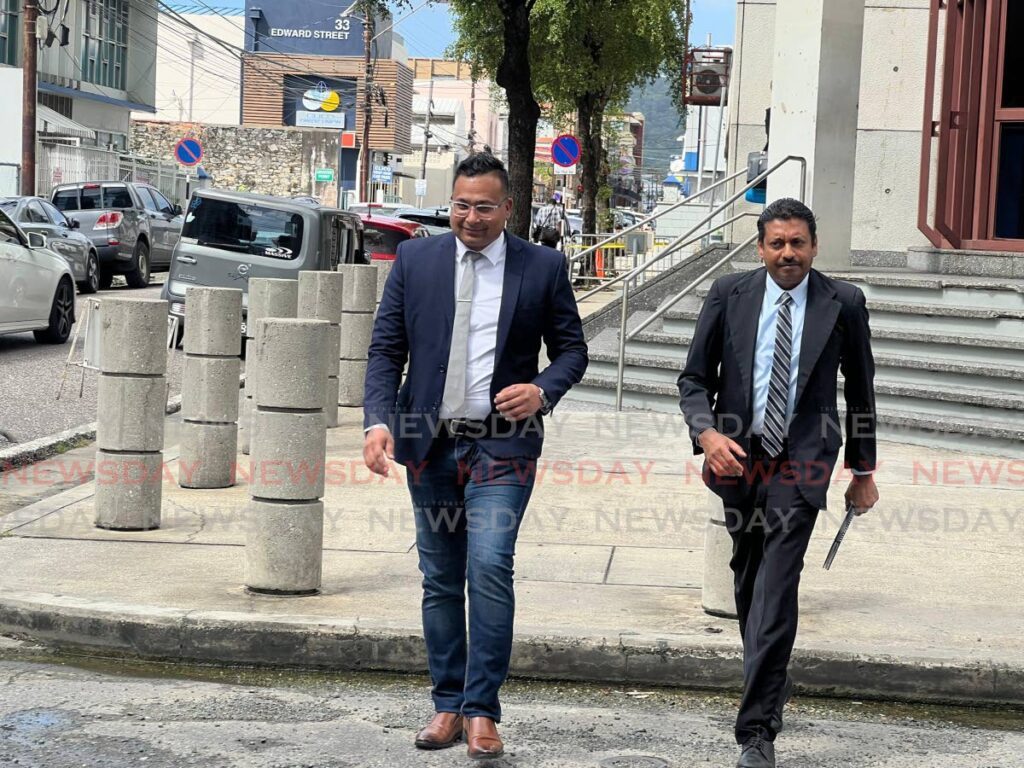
[532,0,689,237]
[449,0,542,238]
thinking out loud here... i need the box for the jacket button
[438,365,445,373]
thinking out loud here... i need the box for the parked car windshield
[182,197,305,260]
[52,185,134,211]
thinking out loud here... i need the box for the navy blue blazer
[678,268,877,510]
[363,231,588,465]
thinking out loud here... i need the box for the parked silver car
[0,196,99,294]
[0,208,76,344]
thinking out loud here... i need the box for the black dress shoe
[737,736,775,768]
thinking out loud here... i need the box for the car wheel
[125,241,150,288]
[33,278,75,344]
[98,266,114,290]
[78,251,100,294]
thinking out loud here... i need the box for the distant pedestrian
[532,193,568,250]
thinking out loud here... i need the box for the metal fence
[564,231,693,289]
[35,143,195,204]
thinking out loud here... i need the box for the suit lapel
[795,269,841,406]
[494,233,524,364]
[729,269,766,411]
[439,233,457,347]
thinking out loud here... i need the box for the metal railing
[605,154,808,410]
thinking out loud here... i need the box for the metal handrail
[567,167,746,265]
[577,155,806,302]
[607,155,808,410]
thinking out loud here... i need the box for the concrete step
[662,300,1024,340]
[585,352,1024,411]
[566,371,1024,457]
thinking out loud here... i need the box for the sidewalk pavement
[1,406,1021,708]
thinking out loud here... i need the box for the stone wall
[130,120,341,205]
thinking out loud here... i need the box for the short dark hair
[453,152,509,195]
[757,198,817,244]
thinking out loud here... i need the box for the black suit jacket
[364,232,588,465]
[677,267,876,510]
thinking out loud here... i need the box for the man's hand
[845,473,879,515]
[363,427,395,477]
[495,384,543,421]
[698,429,747,477]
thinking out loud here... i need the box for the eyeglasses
[449,198,509,217]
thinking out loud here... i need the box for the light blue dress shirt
[750,271,809,436]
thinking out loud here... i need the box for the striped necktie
[762,292,793,458]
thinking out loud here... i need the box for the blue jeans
[406,435,536,722]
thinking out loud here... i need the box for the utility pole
[419,78,433,181]
[468,76,476,154]
[187,35,200,122]
[359,4,374,204]
[21,0,38,196]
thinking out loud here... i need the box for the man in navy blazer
[678,199,879,768]
[363,153,587,759]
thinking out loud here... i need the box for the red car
[358,214,429,261]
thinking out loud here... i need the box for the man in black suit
[678,198,879,768]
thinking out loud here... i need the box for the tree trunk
[495,0,540,239]
[578,91,599,238]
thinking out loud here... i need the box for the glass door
[992,2,1024,239]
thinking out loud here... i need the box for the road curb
[0,375,246,470]
[0,592,1020,708]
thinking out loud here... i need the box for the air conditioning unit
[686,47,732,106]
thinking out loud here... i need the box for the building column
[766,0,865,271]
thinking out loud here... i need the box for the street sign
[551,134,581,167]
[371,165,393,183]
[315,168,335,182]
[174,137,203,166]
[415,178,428,197]
[553,163,577,176]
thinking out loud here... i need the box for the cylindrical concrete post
[239,278,298,455]
[94,298,167,531]
[179,287,242,488]
[375,259,393,307]
[338,264,377,408]
[702,490,739,619]
[246,318,329,595]
[298,271,345,428]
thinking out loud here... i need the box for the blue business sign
[245,0,391,57]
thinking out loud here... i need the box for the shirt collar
[764,269,810,308]
[455,232,506,266]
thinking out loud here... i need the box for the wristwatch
[537,386,553,415]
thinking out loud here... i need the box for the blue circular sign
[551,134,581,167]
[174,137,203,167]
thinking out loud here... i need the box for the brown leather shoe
[465,716,504,760]
[414,712,464,750]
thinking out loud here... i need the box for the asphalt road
[1,637,1021,768]
[0,275,183,448]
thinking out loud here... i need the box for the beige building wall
[728,0,932,257]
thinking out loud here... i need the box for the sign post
[551,134,581,168]
[174,137,203,167]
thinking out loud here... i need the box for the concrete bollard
[179,287,242,488]
[239,278,298,455]
[702,490,739,619]
[298,271,345,428]
[375,259,393,307]
[246,318,329,595]
[94,298,167,531]
[338,264,377,408]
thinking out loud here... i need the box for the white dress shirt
[751,271,808,436]
[440,234,506,420]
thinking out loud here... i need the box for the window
[0,0,18,66]
[182,197,305,260]
[53,184,134,211]
[149,188,174,214]
[82,0,128,89]
[24,201,49,224]
[135,186,158,212]
[0,210,23,245]
[40,201,69,227]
